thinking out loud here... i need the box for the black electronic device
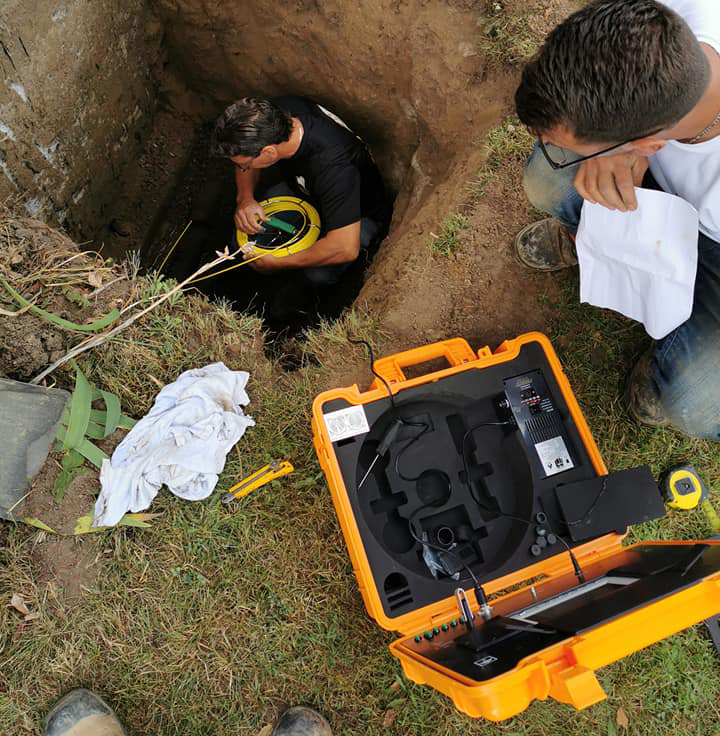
[327,342,599,618]
[497,370,575,480]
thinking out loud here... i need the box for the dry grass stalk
[29,250,238,385]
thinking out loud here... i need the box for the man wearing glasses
[514,0,720,440]
[210,96,390,282]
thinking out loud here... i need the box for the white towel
[93,362,255,527]
[576,189,699,340]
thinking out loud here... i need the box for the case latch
[548,663,607,709]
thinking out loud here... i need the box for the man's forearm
[271,236,354,268]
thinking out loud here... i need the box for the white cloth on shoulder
[93,362,255,527]
[576,188,699,340]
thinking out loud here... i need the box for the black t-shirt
[270,95,389,232]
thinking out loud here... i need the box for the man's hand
[574,153,649,212]
[235,198,269,234]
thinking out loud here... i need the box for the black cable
[461,421,586,584]
[564,476,608,527]
[348,338,397,410]
[394,422,431,482]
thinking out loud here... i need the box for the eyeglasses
[537,138,632,170]
[538,128,663,170]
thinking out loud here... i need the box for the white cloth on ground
[576,188,699,340]
[93,362,255,527]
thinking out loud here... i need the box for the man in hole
[207,96,391,322]
[513,0,720,440]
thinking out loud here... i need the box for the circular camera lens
[436,526,455,546]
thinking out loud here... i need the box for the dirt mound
[0,216,134,381]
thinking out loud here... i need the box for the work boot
[514,218,577,271]
[625,349,671,428]
[271,706,332,736]
[43,688,126,736]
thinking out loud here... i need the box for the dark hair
[515,0,710,142]
[210,98,293,158]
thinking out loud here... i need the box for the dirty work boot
[272,706,332,736]
[625,349,671,428]
[43,689,127,736]
[514,218,578,271]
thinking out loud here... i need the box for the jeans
[524,143,720,439]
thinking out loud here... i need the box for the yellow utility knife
[222,459,294,504]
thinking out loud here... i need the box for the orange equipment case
[311,333,720,721]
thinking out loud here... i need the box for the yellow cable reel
[236,196,321,259]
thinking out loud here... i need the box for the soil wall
[149,0,503,212]
[0,0,163,237]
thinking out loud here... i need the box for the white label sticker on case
[534,436,574,476]
[324,405,370,443]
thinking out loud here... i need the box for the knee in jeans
[656,352,720,440]
[523,153,566,214]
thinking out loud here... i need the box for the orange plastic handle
[371,338,476,386]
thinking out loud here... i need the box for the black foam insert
[321,342,600,619]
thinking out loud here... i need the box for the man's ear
[629,137,667,156]
[259,145,279,164]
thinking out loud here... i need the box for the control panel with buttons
[498,370,575,479]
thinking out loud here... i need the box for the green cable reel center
[236,196,321,258]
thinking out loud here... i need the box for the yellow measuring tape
[237,196,321,258]
[157,196,321,286]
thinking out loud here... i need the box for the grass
[472,116,535,197]
[429,213,468,256]
[2,275,720,736]
[477,1,543,67]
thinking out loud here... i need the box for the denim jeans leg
[523,143,585,235]
[651,233,720,439]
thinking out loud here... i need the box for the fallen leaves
[87,271,103,289]
[10,593,29,615]
[617,706,629,730]
[9,593,41,622]
[382,709,397,729]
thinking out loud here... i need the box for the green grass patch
[473,116,535,197]
[429,213,468,256]
[477,0,542,67]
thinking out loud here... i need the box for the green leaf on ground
[0,276,120,332]
[99,389,122,436]
[63,365,92,450]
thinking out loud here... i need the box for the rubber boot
[271,706,332,736]
[514,218,578,271]
[43,689,127,736]
[625,348,671,428]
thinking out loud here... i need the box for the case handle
[371,338,476,386]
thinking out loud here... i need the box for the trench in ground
[133,115,400,336]
[90,0,507,345]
